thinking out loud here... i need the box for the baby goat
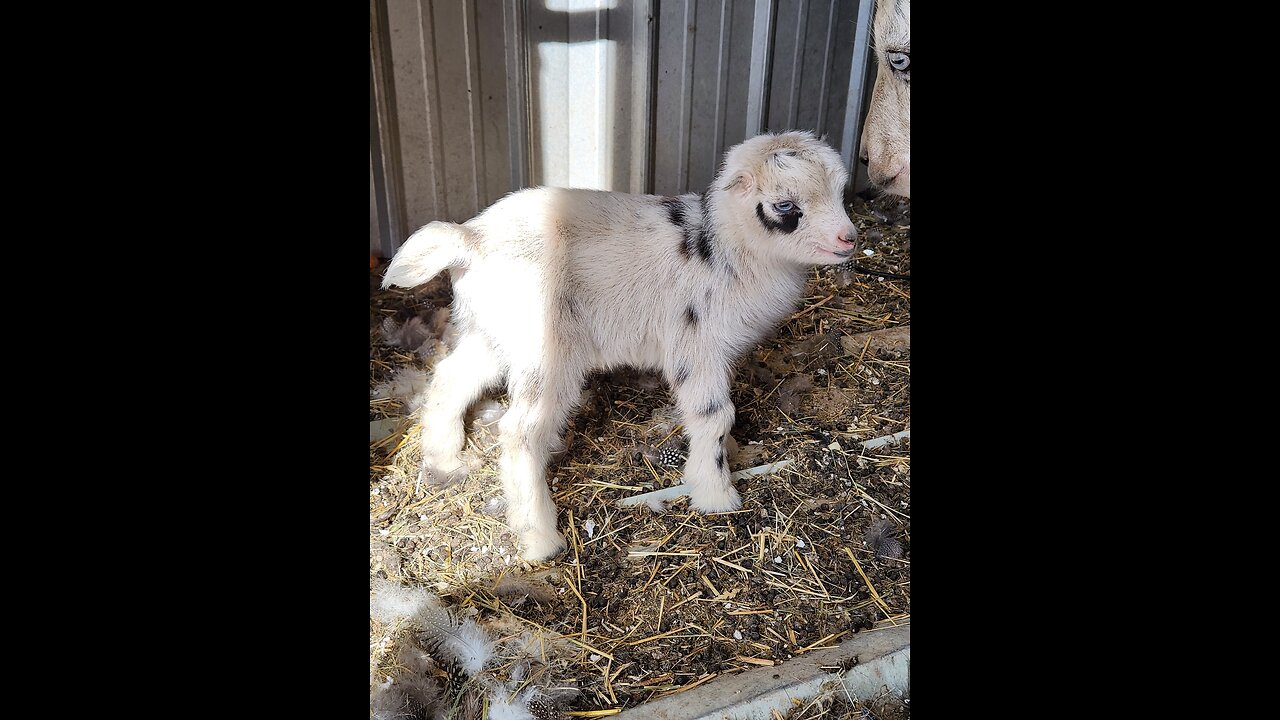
[383,131,856,561]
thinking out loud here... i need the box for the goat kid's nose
[837,228,857,245]
[858,150,869,166]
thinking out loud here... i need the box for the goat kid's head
[859,0,910,197]
[719,131,858,266]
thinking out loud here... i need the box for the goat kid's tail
[381,221,472,289]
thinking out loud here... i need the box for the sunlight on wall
[544,0,617,11]
[537,37,616,190]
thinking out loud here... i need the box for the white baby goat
[860,0,910,197]
[383,131,857,561]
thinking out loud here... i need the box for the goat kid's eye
[773,201,796,214]
[888,51,909,72]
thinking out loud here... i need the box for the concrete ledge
[613,623,909,720]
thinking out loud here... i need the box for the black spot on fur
[756,202,802,234]
[660,196,686,229]
[684,305,698,327]
[716,451,725,470]
[673,365,690,385]
[661,197,694,260]
[693,193,715,263]
[718,434,724,444]
[694,228,714,263]
[699,399,724,417]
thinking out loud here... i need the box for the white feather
[370,580,455,637]
[438,617,493,676]
[487,688,537,720]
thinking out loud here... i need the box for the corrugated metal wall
[371,0,875,257]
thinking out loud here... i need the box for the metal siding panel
[687,0,728,193]
[743,0,772,137]
[721,0,755,152]
[608,1,638,192]
[840,0,875,189]
[431,0,483,219]
[628,0,655,193]
[386,0,442,234]
[653,0,695,195]
[475,2,512,207]
[371,0,406,257]
[822,0,857,152]
[796,0,838,135]
[502,0,530,192]
[371,149,382,255]
[526,0,566,187]
[767,0,804,132]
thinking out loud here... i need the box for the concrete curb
[612,623,910,720]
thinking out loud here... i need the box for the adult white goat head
[860,0,910,197]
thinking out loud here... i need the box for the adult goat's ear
[723,171,755,194]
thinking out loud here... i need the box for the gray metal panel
[381,0,513,248]
[370,150,382,254]
[686,0,732,193]
[475,5,514,207]
[823,0,858,148]
[840,0,876,191]
[722,0,759,151]
[385,0,443,235]
[652,0,695,195]
[796,0,838,134]
[654,0,762,196]
[371,0,405,259]
[767,0,807,132]
[763,0,875,176]
[502,0,530,192]
[429,0,483,219]
[627,1,655,194]
[744,0,773,139]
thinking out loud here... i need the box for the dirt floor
[370,194,910,719]
[783,685,910,720]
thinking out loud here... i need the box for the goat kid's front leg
[674,369,740,513]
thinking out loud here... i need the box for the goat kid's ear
[723,171,755,195]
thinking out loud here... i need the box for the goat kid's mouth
[820,245,858,261]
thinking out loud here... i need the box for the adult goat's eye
[773,201,795,214]
[888,52,909,72]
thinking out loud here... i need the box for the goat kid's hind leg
[672,367,740,513]
[499,363,584,562]
[418,332,504,484]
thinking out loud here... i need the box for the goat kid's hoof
[519,529,568,563]
[419,455,469,486]
[689,484,743,514]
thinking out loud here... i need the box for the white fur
[382,131,855,561]
[861,0,910,197]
